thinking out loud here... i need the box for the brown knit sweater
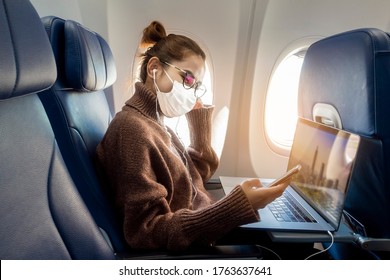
[95,82,259,251]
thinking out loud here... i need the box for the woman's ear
[147,57,161,79]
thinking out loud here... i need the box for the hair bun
[141,21,167,47]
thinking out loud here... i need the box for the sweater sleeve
[124,184,260,251]
[185,105,219,182]
[168,186,260,250]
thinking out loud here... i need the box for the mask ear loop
[162,68,174,83]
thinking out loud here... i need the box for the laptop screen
[287,118,360,227]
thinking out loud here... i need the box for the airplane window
[265,49,305,150]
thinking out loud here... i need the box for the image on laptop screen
[287,119,360,226]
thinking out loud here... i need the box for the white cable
[155,105,198,203]
[174,116,182,138]
[172,116,198,203]
[173,133,198,203]
[304,230,334,260]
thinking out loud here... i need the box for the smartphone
[268,164,302,187]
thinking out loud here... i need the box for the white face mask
[153,69,197,118]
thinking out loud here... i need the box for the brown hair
[139,21,206,83]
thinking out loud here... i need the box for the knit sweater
[95,82,259,251]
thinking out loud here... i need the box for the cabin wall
[30,0,390,180]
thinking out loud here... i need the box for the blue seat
[0,0,115,260]
[39,16,127,254]
[298,28,390,259]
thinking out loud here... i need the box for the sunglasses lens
[184,74,195,87]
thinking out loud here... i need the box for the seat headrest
[64,20,117,91]
[298,28,390,137]
[0,0,56,100]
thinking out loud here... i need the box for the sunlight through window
[265,50,305,149]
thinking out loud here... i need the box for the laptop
[221,117,361,232]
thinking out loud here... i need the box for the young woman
[95,21,289,251]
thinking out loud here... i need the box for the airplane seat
[298,28,390,259]
[0,0,115,259]
[39,16,264,259]
[39,16,127,254]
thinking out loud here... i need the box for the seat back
[298,28,390,255]
[39,16,127,253]
[0,0,115,259]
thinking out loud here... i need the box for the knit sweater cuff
[173,186,260,249]
[186,105,214,150]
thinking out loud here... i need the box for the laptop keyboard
[268,192,317,223]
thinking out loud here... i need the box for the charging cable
[304,230,334,260]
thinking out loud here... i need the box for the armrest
[354,235,390,252]
[204,178,222,190]
[204,178,225,201]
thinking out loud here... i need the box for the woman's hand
[241,178,289,210]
